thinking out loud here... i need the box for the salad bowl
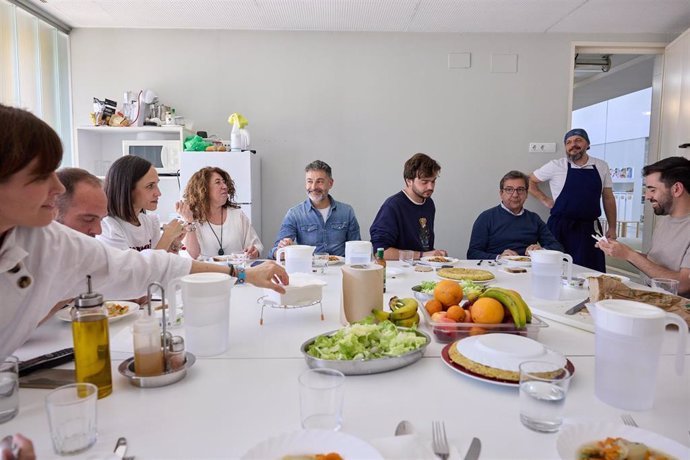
[300,323,430,375]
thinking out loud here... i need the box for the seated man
[467,170,563,260]
[370,153,447,260]
[597,157,690,296]
[55,168,107,237]
[270,160,360,258]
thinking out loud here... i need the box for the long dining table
[4,260,690,459]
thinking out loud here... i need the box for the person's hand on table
[246,261,289,293]
[276,238,293,256]
[423,249,447,257]
[525,244,541,254]
[596,238,632,260]
[244,245,260,259]
[1,434,35,460]
[501,249,519,257]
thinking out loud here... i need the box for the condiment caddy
[118,282,196,388]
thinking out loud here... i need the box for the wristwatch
[236,266,246,284]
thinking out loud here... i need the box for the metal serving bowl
[300,328,430,375]
[118,352,196,388]
[411,285,434,303]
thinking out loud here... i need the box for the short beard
[567,149,585,162]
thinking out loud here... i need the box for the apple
[431,311,448,322]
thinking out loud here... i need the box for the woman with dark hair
[97,155,184,253]
[0,103,288,362]
[177,167,262,260]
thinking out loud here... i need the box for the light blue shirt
[270,195,361,258]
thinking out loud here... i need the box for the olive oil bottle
[71,276,112,399]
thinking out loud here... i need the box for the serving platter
[419,256,460,267]
[241,430,383,460]
[300,328,430,375]
[56,300,140,323]
[498,255,531,267]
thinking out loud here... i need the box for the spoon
[395,420,414,436]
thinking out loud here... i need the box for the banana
[371,308,390,322]
[479,288,525,328]
[388,296,404,311]
[505,289,532,323]
[394,312,420,328]
[390,300,418,321]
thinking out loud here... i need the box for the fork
[621,414,638,427]
[431,421,449,460]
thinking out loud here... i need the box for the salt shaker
[167,336,186,371]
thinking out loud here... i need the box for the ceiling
[24,0,690,34]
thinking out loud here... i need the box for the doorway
[568,43,665,275]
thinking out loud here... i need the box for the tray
[118,352,196,388]
[420,303,548,343]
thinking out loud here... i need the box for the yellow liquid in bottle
[72,315,112,398]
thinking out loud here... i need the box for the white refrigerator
[180,151,261,237]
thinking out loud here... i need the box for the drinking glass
[0,356,19,424]
[299,368,345,431]
[45,383,98,455]
[519,361,572,433]
[651,278,679,295]
[399,250,415,267]
[230,252,248,268]
[313,253,329,274]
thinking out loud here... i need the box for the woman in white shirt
[178,167,263,260]
[97,156,185,253]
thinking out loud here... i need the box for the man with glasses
[529,128,616,271]
[468,170,562,260]
[370,153,448,260]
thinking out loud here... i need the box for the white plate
[56,300,140,323]
[557,422,690,460]
[386,267,404,278]
[498,255,532,267]
[327,255,345,265]
[241,429,383,459]
[419,256,460,267]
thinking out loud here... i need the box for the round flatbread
[437,267,495,281]
[448,343,520,381]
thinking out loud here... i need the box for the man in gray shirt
[596,157,690,296]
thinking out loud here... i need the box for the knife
[565,298,589,315]
[464,437,481,460]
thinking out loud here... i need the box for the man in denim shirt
[270,160,361,258]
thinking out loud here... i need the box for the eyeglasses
[502,187,527,195]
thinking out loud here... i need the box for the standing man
[596,157,690,296]
[55,168,108,237]
[269,160,361,258]
[529,129,616,271]
[370,153,448,260]
[467,170,563,260]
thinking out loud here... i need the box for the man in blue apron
[528,129,617,272]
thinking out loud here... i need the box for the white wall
[69,30,671,258]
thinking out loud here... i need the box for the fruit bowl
[420,306,548,343]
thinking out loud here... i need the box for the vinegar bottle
[375,247,386,293]
[132,314,164,376]
[71,275,112,399]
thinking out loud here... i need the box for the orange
[425,299,443,316]
[433,280,463,307]
[446,305,466,322]
[470,298,505,324]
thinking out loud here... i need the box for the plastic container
[345,241,372,265]
[275,245,315,274]
[420,303,548,343]
[263,273,326,306]
[531,250,573,300]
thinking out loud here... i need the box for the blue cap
[564,128,590,145]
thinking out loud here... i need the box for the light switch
[529,143,557,153]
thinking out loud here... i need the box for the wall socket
[529,142,556,153]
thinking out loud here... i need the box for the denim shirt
[269,196,361,258]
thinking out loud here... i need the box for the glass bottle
[71,276,112,399]
[132,313,164,377]
[375,247,386,293]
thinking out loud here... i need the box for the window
[0,0,72,165]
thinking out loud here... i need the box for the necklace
[208,207,225,256]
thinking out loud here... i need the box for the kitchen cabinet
[659,28,690,159]
[74,125,191,176]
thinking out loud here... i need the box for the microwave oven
[122,140,181,175]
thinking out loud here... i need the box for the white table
[5,261,690,458]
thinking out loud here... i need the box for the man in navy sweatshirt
[467,170,563,260]
[370,153,448,260]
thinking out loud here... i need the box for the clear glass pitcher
[530,250,573,300]
[275,245,315,274]
[168,273,234,357]
[587,299,687,410]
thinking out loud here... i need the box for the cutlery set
[395,420,481,459]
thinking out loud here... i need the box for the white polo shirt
[533,156,613,201]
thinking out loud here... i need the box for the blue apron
[547,162,606,272]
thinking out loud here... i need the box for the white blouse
[196,208,263,258]
[97,213,161,251]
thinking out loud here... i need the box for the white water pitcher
[587,299,687,410]
[275,245,315,274]
[530,250,573,300]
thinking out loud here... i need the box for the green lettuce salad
[306,320,427,361]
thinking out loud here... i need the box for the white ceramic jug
[530,250,572,300]
[275,245,315,274]
[345,241,373,265]
[587,299,687,410]
[168,272,234,357]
